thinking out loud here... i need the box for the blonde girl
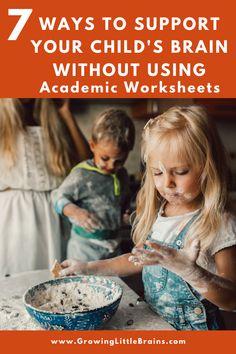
[0,98,90,276]
[59,106,236,330]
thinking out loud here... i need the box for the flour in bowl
[32,282,115,313]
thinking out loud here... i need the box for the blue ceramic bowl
[23,276,122,330]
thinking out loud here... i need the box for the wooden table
[0,269,174,330]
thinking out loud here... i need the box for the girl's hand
[59,259,87,277]
[129,240,200,278]
[69,207,103,232]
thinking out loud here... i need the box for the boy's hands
[129,240,200,279]
[71,207,102,232]
[59,259,87,277]
[63,204,102,232]
[122,209,131,225]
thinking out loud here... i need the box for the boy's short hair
[91,109,135,151]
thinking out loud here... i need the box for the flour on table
[0,295,41,330]
[31,282,116,313]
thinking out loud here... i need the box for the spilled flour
[0,295,41,330]
[31,282,115,313]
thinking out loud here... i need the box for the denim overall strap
[72,161,120,196]
[171,213,199,250]
[142,212,223,330]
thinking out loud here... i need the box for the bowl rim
[23,275,123,315]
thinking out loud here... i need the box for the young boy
[52,109,135,261]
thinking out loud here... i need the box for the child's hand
[57,98,71,118]
[122,209,131,225]
[129,240,200,278]
[59,259,88,277]
[65,205,102,232]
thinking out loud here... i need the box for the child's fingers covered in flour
[59,259,88,277]
[71,207,103,232]
[129,246,164,266]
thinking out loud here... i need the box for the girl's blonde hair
[132,105,231,256]
[0,98,75,177]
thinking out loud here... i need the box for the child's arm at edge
[60,253,143,278]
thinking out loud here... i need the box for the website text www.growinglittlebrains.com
[50,336,186,346]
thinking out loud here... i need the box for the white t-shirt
[151,209,199,245]
[151,207,236,273]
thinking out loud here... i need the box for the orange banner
[0,0,235,97]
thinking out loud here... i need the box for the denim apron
[142,215,224,330]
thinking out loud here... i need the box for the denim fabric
[142,215,224,330]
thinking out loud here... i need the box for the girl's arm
[58,99,92,161]
[194,246,236,310]
[60,253,143,278]
[130,242,236,311]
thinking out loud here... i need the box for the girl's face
[90,139,128,174]
[149,148,202,209]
